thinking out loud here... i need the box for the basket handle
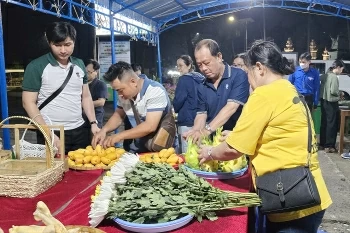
[21,113,55,149]
[0,116,55,168]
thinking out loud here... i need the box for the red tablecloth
[0,169,252,233]
[0,170,104,231]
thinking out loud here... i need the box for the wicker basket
[14,114,58,159]
[0,116,65,198]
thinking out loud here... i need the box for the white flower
[88,152,140,227]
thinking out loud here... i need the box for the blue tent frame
[1,0,350,149]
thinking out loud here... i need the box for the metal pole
[109,0,117,111]
[0,4,11,150]
[245,21,248,51]
[109,0,118,136]
[156,33,162,83]
[263,1,266,40]
[307,13,311,50]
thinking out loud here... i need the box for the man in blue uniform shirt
[183,39,250,143]
[289,52,320,111]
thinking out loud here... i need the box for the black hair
[299,52,312,61]
[195,39,221,56]
[178,55,195,71]
[103,61,134,82]
[131,63,142,72]
[85,59,100,71]
[45,22,76,43]
[233,53,246,61]
[245,40,294,76]
[329,59,345,72]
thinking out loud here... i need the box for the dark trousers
[266,210,325,233]
[37,124,90,155]
[320,99,339,148]
[303,94,314,112]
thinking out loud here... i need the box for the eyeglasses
[233,64,244,68]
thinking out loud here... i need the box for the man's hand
[220,130,232,142]
[183,129,206,144]
[102,134,122,148]
[92,129,107,148]
[91,124,100,135]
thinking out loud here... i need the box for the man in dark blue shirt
[85,59,108,129]
[183,39,250,143]
[289,52,320,111]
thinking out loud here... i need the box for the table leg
[339,113,345,154]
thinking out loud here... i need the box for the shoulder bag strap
[39,65,74,110]
[129,100,142,125]
[299,95,313,167]
[252,94,312,177]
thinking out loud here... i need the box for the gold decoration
[309,39,318,59]
[284,37,294,52]
[322,47,330,60]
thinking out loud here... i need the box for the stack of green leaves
[108,162,261,224]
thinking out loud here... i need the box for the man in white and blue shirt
[92,61,171,153]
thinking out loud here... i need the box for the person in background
[173,55,205,153]
[319,60,345,154]
[289,52,320,111]
[92,61,171,153]
[232,53,254,94]
[232,53,248,73]
[131,63,147,79]
[198,40,332,233]
[183,39,250,144]
[22,22,99,154]
[85,59,108,129]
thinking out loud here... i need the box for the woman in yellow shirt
[198,40,332,233]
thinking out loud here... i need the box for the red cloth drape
[0,169,251,233]
[0,170,103,231]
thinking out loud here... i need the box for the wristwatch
[90,120,98,125]
[205,123,213,133]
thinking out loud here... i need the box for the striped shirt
[117,77,170,152]
[118,77,170,127]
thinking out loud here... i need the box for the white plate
[184,165,248,180]
[114,215,194,233]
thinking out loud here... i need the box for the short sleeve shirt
[22,52,87,130]
[89,78,108,126]
[117,77,170,152]
[226,79,332,222]
[197,64,249,130]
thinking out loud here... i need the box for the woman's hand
[198,145,214,165]
[220,130,232,142]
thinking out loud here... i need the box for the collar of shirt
[204,63,230,91]
[133,76,151,104]
[297,66,316,75]
[47,52,72,68]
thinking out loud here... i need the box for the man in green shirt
[22,22,99,154]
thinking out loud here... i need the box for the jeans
[265,210,325,233]
[178,126,191,154]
